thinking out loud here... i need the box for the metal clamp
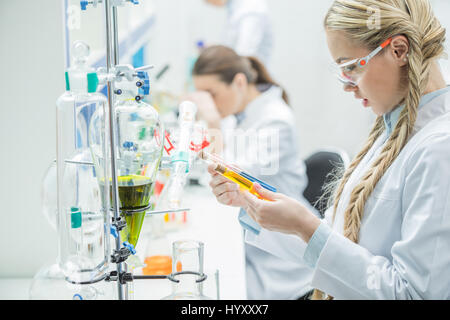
[167,271,207,284]
[105,271,132,284]
[110,247,132,264]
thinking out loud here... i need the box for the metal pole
[112,6,120,65]
[104,0,127,300]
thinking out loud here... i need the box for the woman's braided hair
[313,0,446,300]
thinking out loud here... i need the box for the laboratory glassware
[161,240,212,300]
[29,262,115,300]
[56,40,111,285]
[89,73,164,250]
[41,160,57,230]
[199,151,277,200]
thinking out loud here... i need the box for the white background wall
[1,0,449,278]
[0,0,64,277]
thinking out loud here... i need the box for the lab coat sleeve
[233,14,266,59]
[241,118,324,262]
[310,133,450,299]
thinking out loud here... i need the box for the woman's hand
[207,163,247,207]
[241,183,322,243]
[183,91,221,130]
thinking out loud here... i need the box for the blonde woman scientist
[186,45,319,300]
[207,0,450,299]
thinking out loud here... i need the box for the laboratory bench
[0,185,247,300]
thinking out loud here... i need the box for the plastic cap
[87,73,99,93]
[123,241,136,255]
[71,207,82,229]
[80,1,88,10]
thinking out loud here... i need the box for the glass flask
[161,240,212,300]
[56,41,110,284]
[29,262,115,300]
[41,160,57,230]
[89,76,164,250]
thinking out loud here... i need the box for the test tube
[199,151,277,196]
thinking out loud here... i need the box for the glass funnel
[89,89,164,249]
[161,240,212,300]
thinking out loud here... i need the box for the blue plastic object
[129,112,138,121]
[110,225,118,238]
[80,0,89,10]
[136,71,150,96]
[196,40,205,50]
[123,241,136,255]
[123,141,137,151]
[239,172,277,193]
[129,0,139,4]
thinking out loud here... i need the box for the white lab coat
[223,0,273,66]
[245,88,450,299]
[222,86,319,300]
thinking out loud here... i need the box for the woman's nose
[343,83,358,92]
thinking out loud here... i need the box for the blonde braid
[311,0,446,300]
[330,117,384,223]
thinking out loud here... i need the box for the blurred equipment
[32,0,215,301]
[302,148,350,217]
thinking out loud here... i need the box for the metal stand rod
[112,6,120,65]
[104,0,127,300]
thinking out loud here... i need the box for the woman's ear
[390,35,410,67]
[232,72,248,90]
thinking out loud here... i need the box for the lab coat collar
[234,85,283,127]
[383,86,450,136]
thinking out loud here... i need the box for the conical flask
[89,81,164,249]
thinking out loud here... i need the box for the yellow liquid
[113,175,153,247]
[222,169,253,190]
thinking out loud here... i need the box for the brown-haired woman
[186,45,319,300]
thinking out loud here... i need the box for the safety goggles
[330,38,392,87]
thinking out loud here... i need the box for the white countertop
[0,185,247,300]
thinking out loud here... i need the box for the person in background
[204,0,274,67]
[185,45,319,300]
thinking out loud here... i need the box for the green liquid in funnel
[112,175,153,248]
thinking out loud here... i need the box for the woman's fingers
[209,173,230,189]
[251,183,279,201]
[207,163,218,176]
[217,190,240,206]
[241,189,261,211]
[211,180,239,198]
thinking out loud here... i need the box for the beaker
[161,240,212,300]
